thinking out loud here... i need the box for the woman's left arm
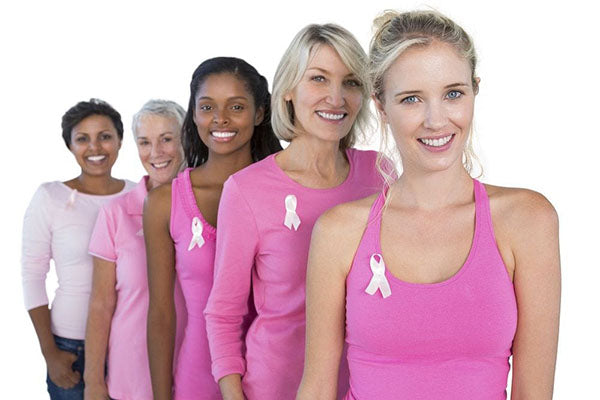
[84,257,117,400]
[508,190,561,399]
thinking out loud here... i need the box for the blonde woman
[298,10,560,400]
[204,25,385,400]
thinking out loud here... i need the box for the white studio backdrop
[1,0,598,397]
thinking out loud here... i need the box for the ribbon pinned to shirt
[283,194,301,231]
[66,189,77,208]
[365,253,392,298]
[187,217,204,251]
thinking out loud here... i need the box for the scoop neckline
[57,180,130,198]
[375,179,480,289]
[269,148,356,192]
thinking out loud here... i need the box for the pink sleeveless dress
[344,179,517,400]
[170,168,220,399]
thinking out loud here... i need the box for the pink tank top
[345,179,517,400]
[170,168,220,399]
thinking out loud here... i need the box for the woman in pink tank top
[144,57,281,400]
[298,10,561,400]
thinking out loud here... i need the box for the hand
[45,347,80,389]
[84,382,110,400]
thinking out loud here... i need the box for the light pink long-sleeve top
[204,149,384,399]
[21,180,134,340]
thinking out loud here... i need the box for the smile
[418,134,454,147]
[86,155,106,162]
[211,131,236,138]
[151,161,170,169]
[316,111,346,121]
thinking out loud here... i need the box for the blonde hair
[271,23,370,149]
[369,10,481,181]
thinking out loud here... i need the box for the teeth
[87,155,106,162]
[420,135,453,147]
[152,162,169,168]
[317,111,345,120]
[211,131,236,138]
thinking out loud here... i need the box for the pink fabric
[205,149,385,400]
[88,176,187,400]
[170,168,220,400]
[21,180,135,340]
[344,179,517,400]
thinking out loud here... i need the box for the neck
[392,163,473,210]
[278,134,347,180]
[200,146,254,185]
[75,172,119,195]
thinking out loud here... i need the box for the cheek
[137,146,151,163]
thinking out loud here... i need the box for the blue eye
[446,90,463,99]
[311,75,326,83]
[345,79,361,88]
[402,95,419,104]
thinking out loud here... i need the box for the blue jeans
[46,335,85,400]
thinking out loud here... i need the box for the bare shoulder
[485,184,558,227]
[144,182,172,218]
[484,183,559,260]
[311,193,379,275]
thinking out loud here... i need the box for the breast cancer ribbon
[365,254,392,298]
[187,217,204,251]
[283,194,301,231]
[66,189,77,208]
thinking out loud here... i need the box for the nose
[423,101,448,131]
[325,83,345,108]
[212,108,229,126]
[150,142,163,158]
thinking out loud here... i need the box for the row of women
[21,9,560,400]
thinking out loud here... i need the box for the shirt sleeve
[204,176,259,382]
[21,185,53,310]
[88,204,117,262]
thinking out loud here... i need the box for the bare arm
[218,374,245,400]
[144,185,177,400]
[506,191,561,399]
[28,306,80,389]
[297,202,367,400]
[83,257,117,400]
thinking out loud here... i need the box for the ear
[284,92,292,102]
[118,138,122,150]
[372,93,388,125]
[254,106,265,126]
[473,77,481,95]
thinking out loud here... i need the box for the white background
[1,0,598,397]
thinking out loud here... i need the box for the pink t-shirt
[170,168,220,400]
[21,180,135,340]
[344,180,517,400]
[89,177,187,400]
[204,149,385,400]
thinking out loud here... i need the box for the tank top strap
[170,168,193,236]
[472,179,496,244]
[365,186,388,233]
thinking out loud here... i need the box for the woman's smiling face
[285,44,363,143]
[376,40,478,174]
[69,114,121,177]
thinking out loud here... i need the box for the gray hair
[271,23,370,149]
[131,99,186,137]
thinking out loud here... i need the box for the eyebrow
[306,67,356,78]
[197,96,249,101]
[393,82,469,98]
[136,132,174,140]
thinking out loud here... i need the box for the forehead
[135,114,179,138]
[384,41,471,91]
[305,43,352,75]
[72,114,115,133]
[196,73,251,100]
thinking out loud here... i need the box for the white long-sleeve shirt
[21,180,134,340]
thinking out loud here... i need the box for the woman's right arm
[144,185,177,400]
[204,178,260,400]
[296,203,364,400]
[22,185,80,389]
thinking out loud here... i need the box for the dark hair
[182,57,282,167]
[61,98,124,148]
